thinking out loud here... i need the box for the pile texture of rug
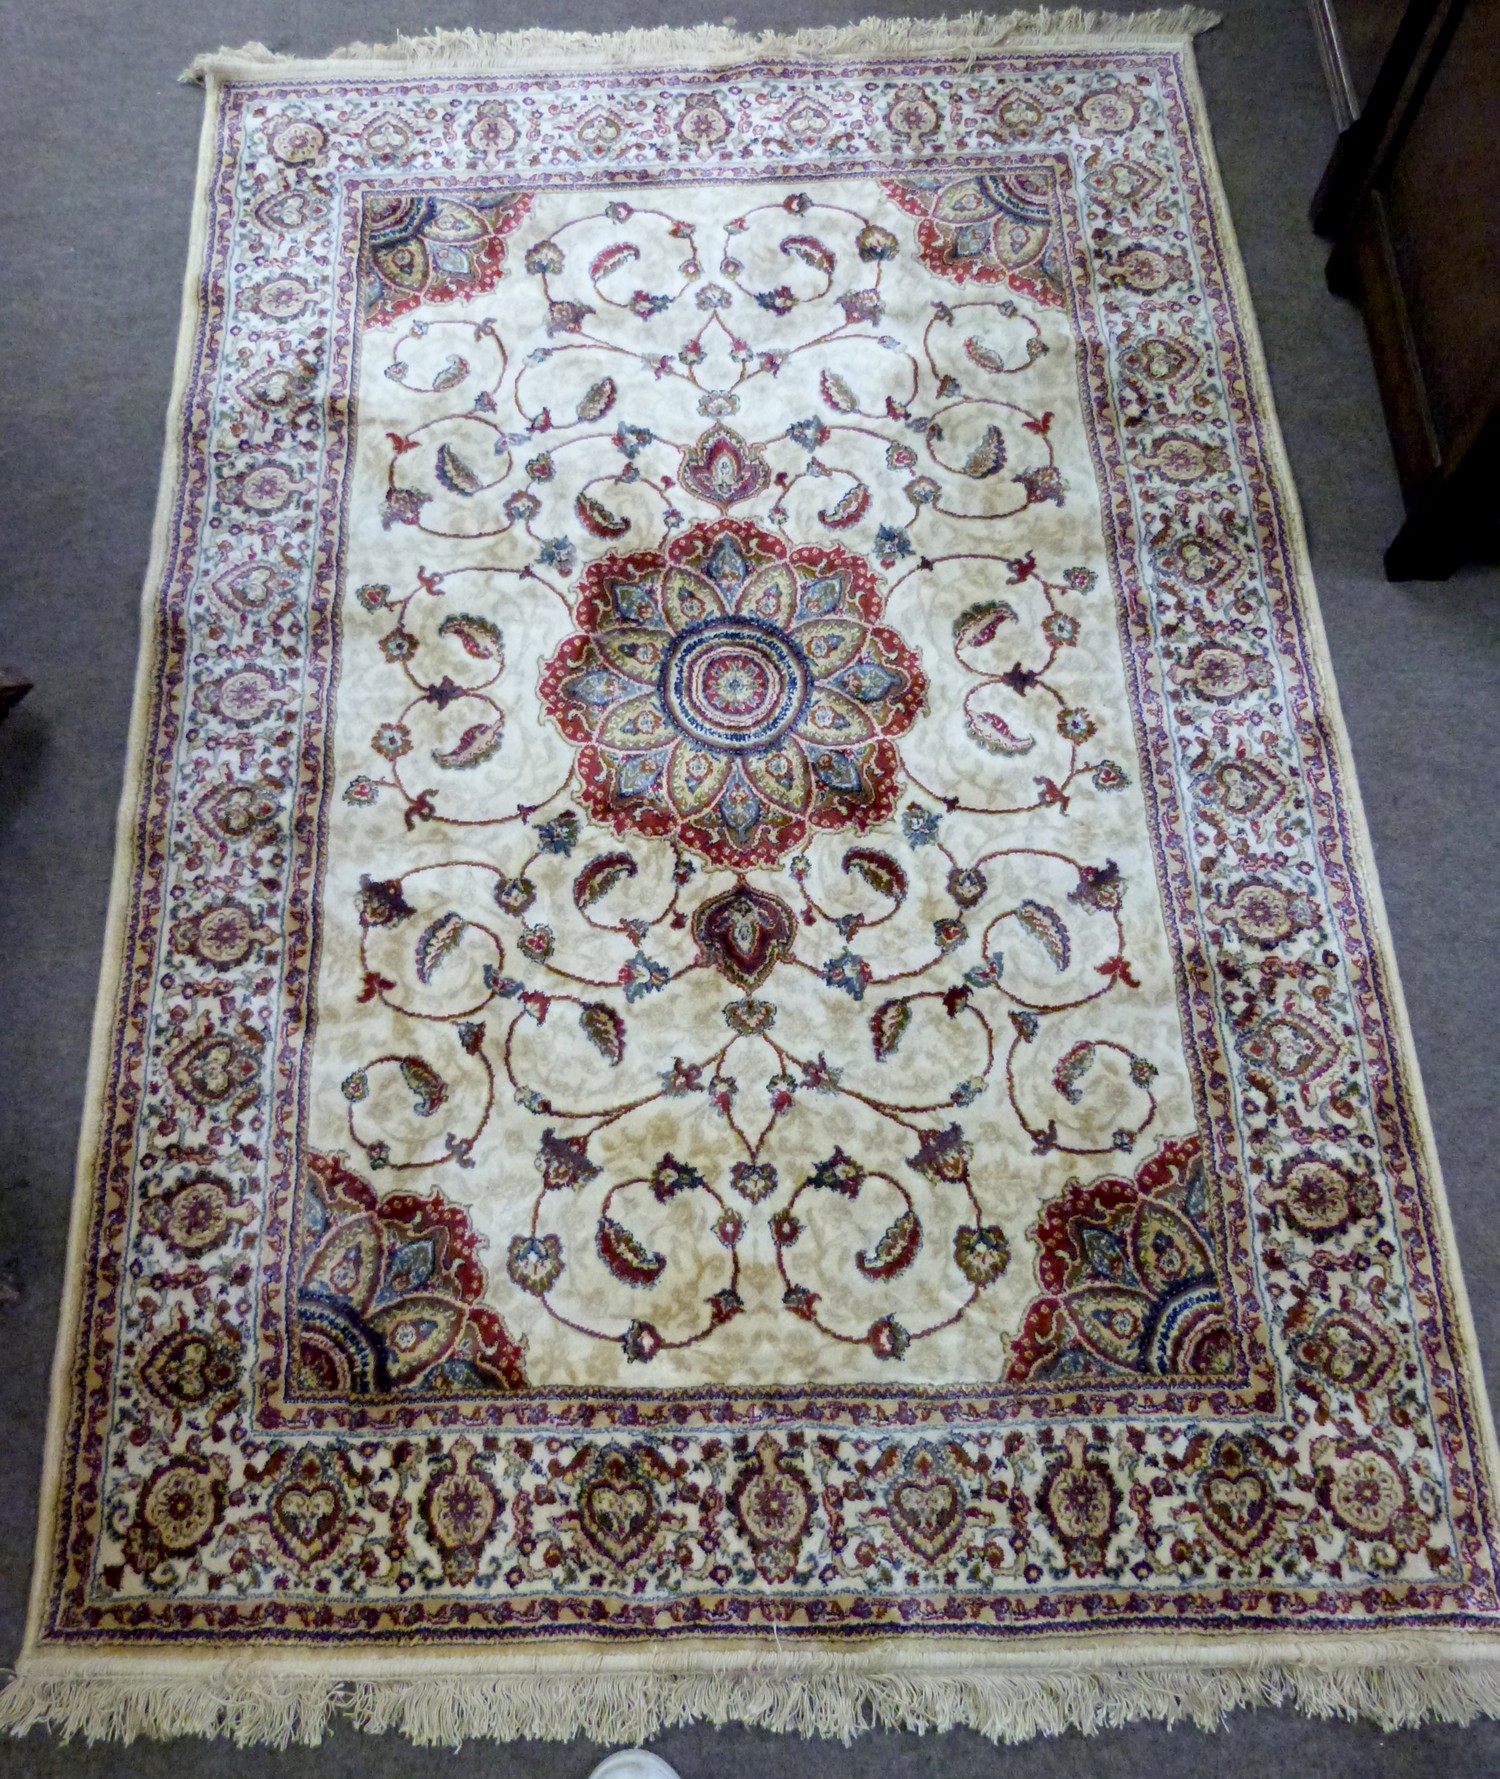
[6,8,1500,1748]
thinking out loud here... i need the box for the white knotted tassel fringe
[183,9,1222,83]
[4,1653,1500,1748]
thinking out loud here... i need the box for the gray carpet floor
[2,2,1497,1773]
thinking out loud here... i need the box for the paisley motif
[690,884,799,989]
[677,423,773,510]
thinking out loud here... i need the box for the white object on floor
[586,1752,683,1779]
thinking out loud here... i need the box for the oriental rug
[7,7,1500,1749]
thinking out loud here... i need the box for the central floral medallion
[538,517,927,867]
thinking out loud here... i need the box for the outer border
[14,70,230,1679]
[1172,27,1500,1536]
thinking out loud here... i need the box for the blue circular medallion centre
[659,615,811,754]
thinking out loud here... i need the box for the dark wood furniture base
[0,673,32,722]
[1309,0,1499,580]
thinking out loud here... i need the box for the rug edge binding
[180,9,1223,84]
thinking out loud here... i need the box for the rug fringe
[182,9,1222,83]
[4,1655,1500,1748]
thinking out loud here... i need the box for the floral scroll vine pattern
[330,177,1190,1381]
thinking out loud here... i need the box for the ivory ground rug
[7,7,1500,1749]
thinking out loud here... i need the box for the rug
[6,7,1500,1748]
